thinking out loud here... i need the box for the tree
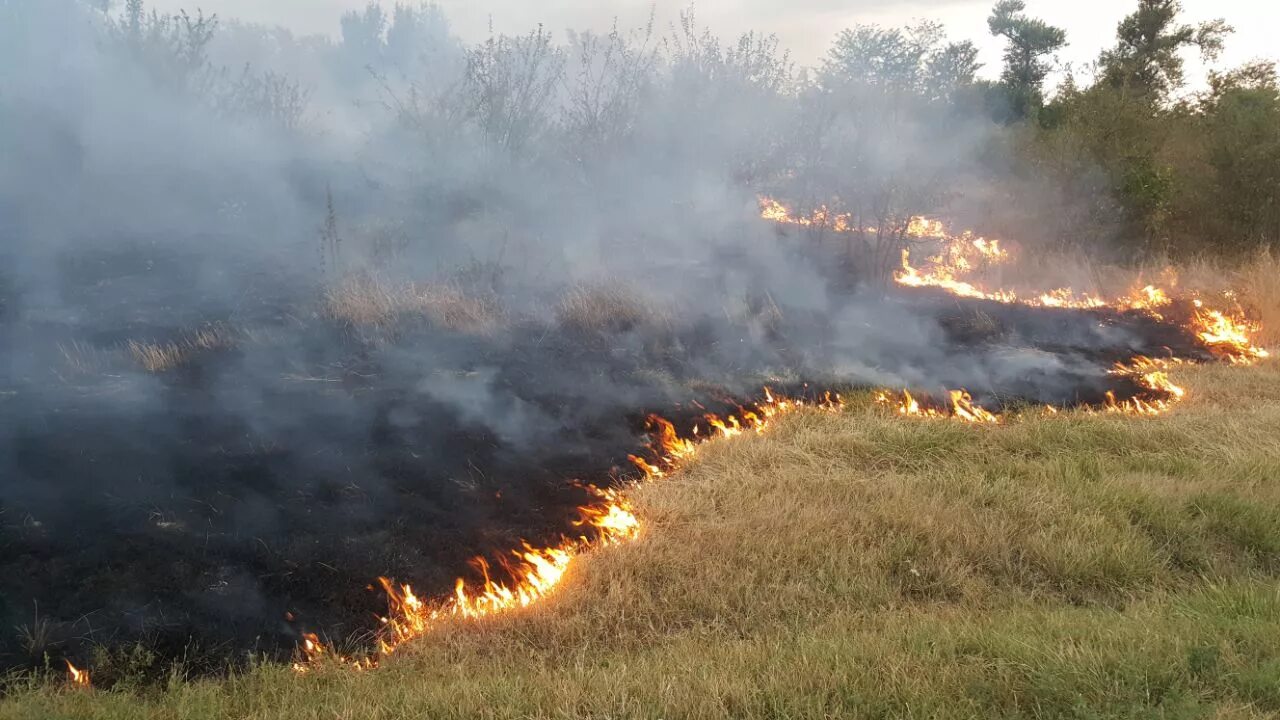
[105,0,219,94]
[823,22,977,99]
[385,2,455,71]
[987,0,1066,121]
[924,39,982,104]
[562,19,659,158]
[1100,0,1231,102]
[824,24,932,93]
[463,26,566,156]
[340,2,388,71]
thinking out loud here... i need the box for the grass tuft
[324,273,505,335]
[127,325,237,374]
[556,283,667,336]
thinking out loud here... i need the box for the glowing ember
[65,659,90,688]
[294,388,843,672]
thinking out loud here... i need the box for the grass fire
[2,1,1280,718]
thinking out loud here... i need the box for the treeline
[9,0,1277,287]
[982,0,1280,260]
[786,0,1279,263]
[264,0,1280,266]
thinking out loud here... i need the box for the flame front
[1192,300,1269,364]
[761,196,1268,366]
[875,388,999,423]
[294,388,842,672]
[1103,356,1188,415]
[762,197,1268,419]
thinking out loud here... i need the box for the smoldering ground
[0,0,1214,680]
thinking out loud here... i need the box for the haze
[148,0,1280,86]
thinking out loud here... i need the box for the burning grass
[763,197,1278,364]
[5,360,1280,719]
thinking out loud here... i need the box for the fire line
[290,388,845,673]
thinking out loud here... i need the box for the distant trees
[824,22,980,102]
[762,22,988,282]
[985,0,1280,260]
[105,0,219,94]
[336,1,460,88]
[64,0,1280,269]
[1184,62,1280,253]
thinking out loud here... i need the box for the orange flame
[876,358,1190,420]
[65,659,90,688]
[1102,356,1187,415]
[757,197,877,235]
[876,388,1000,423]
[1191,300,1269,364]
[759,196,1269,366]
[294,388,842,672]
[888,217,1265,364]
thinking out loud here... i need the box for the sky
[147,0,1280,87]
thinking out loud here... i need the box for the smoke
[0,0,1203,679]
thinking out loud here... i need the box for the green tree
[823,22,978,100]
[987,0,1066,121]
[1100,0,1231,102]
[1186,62,1280,252]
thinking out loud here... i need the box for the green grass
[4,361,1280,719]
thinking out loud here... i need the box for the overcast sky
[148,0,1280,87]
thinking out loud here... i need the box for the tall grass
[324,273,505,335]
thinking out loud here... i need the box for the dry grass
[1229,251,1280,346]
[984,250,1280,349]
[5,360,1280,719]
[325,274,505,334]
[556,283,668,335]
[126,325,237,373]
[57,341,118,377]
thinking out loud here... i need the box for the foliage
[986,0,1067,121]
[462,26,566,157]
[1100,0,1232,102]
[993,2,1278,260]
[824,21,980,102]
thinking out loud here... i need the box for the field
[5,359,1278,720]
[6,1,1280,718]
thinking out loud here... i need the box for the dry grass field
[4,359,1278,720]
